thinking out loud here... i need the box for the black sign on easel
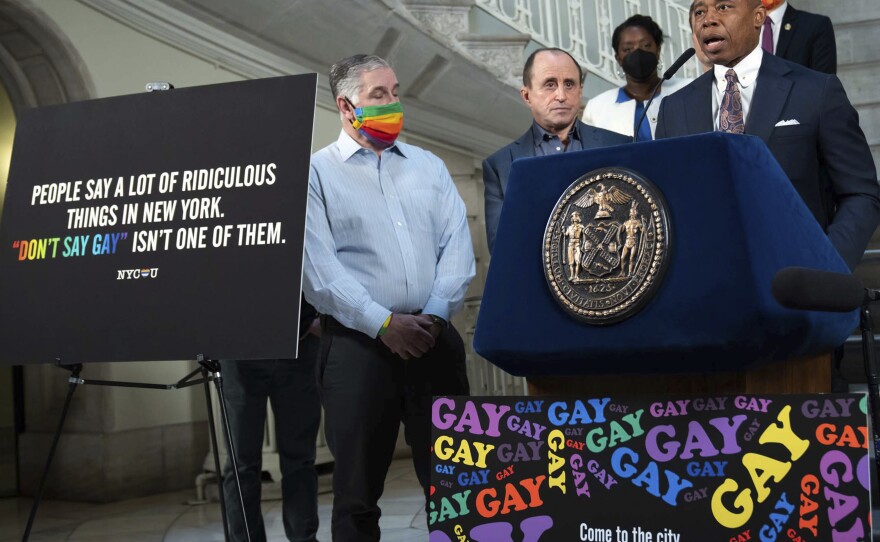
[0,73,317,364]
[0,74,318,542]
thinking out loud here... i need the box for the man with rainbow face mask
[759,0,836,74]
[303,54,475,541]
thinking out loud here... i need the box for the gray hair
[329,54,391,105]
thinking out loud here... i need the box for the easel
[20,356,252,542]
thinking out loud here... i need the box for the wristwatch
[428,314,448,328]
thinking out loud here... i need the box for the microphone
[773,270,880,464]
[771,267,865,313]
[634,48,696,143]
[662,48,696,81]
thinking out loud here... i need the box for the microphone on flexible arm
[772,266,880,472]
[771,267,867,313]
[633,47,696,143]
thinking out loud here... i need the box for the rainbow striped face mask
[347,99,404,147]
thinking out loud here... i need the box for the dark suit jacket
[776,3,837,74]
[483,120,629,253]
[655,53,880,270]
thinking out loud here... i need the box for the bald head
[523,48,583,88]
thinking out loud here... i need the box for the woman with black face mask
[583,14,689,141]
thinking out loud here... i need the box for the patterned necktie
[762,17,773,53]
[720,69,745,134]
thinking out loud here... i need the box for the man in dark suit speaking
[483,48,629,253]
[656,0,880,270]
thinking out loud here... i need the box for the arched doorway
[0,0,94,497]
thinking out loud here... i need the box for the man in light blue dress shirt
[302,54,475,542]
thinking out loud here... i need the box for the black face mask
[621,49,659,81]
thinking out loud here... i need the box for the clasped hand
[379,313,442,360]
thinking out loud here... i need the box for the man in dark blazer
[483,48,630,253]
[764,0,836,74]
[657,0,880,270]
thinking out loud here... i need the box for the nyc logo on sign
[117,267,159,280]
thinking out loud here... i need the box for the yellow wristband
[377,314,392,337]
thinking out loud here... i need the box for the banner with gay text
[430,394,872,541]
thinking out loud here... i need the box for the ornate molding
[457,33,530,87]
[406,5,470,37]
[0,0,96,109]
[399,0,530,90]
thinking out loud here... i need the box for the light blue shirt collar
[336,129,406,161]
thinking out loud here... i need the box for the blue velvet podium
[475,133,857,394]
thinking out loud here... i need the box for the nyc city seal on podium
[544,167,670,324]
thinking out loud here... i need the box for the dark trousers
[220,336,321,542]
[319,320,469,542]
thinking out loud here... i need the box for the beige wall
[0,366,12,496]
[35,0,240,97]
[0,81,13,224]
[0,368,11,430]
[0,29,17,498]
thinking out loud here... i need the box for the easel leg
[21,363,82,542]
[202,364,231,542]
[201,359,252,542]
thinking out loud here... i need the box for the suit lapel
[578,120,597,145]
[510,129,534,161]
[775,5,798,59]
[578,120,606,146]
[747,54,793,143]
[499,129,535,194]
[685,72,715,134]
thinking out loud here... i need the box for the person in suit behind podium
[582,15,690,141]
[761,0,836,74]
[655,0,880,272]
[483,48,630,254]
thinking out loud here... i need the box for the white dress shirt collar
[768,2,788,27]
[711,45,763,130]
[713,43,763,91]
[767,2,788,51]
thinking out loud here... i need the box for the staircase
[809,0,880,174]
[399,0,697,94]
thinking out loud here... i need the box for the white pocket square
[774,119,800,127]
